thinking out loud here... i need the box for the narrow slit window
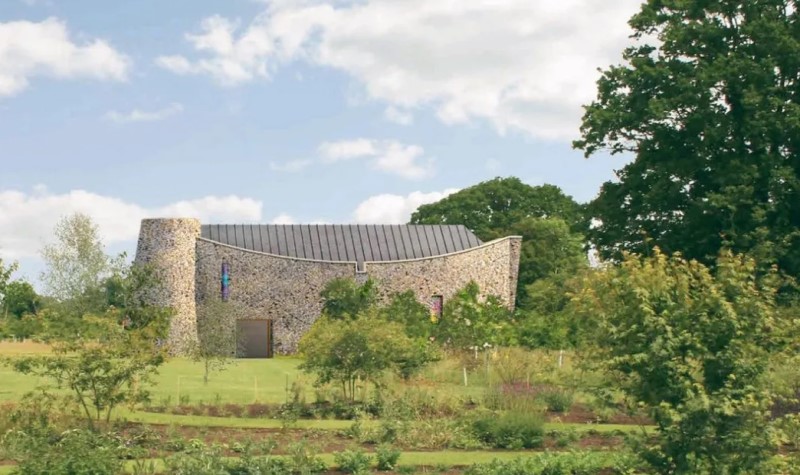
[221,262,231,301]
[430,295,443,322]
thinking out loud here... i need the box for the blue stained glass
[221,262,231,301]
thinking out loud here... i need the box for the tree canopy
[576,0,800,278]
[410,177,585,240]
[2,281,41,319]
[319,277,377,320]
[40,213,118,306]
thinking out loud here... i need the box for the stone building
[135,218,521,357]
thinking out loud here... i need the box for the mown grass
[0,343,489,404]
[0,350,308,404]
[0,343,583,404]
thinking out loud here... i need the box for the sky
[0,0,641,283]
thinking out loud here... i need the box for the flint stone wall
[134,218,200,354]
[194,236,521,354]
[365,236,521,309]
[195,239,357,354]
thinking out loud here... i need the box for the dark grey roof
[200,224,482,263]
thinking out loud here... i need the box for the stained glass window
[430,295,443,323]
[221,262,231,301]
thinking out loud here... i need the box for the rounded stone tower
[134,218,201,354]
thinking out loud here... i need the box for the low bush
[472,410,545,449]
[376,444,401,471]
[10,429,123,475]
[163,447,228,475]
[287,440,327,474]
[539,388,574,413]
[464,451,638,475]
[164,445,293,475]
[334,448,373,474]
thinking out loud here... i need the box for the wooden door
[236,320,273,358]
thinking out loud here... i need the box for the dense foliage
[576,0,800,280]
[571,249,795,474]
[320,277,378,320]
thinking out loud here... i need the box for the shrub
[376,444,401,471]
[299,312,431,402]
[571,250,793,473]
[334,448,373,474]
[472,410,544,449]
[12,429,123,475]
[287,440,326,474]
[227,453,291,475]
[464,451,638,475]
[540,388,574,413]
[164,447,227,475]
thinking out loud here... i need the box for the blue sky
[0,0,640,282]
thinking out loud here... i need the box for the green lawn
[148,357,306,404]
[0,349,482,404]
[0,354,307,404]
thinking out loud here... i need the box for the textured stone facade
[195,236,520,353]
[134,218,201,353]
[135,219,522,355]
[366,237,521,309]
[195,239,357,354]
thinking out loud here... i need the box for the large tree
[40,213,119,311]
[410,177,585,239]
[576,1,800,277]
[2,280,41,319]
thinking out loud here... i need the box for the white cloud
[270,213,296,225]
[318,138,377,163]
[319,139,433,180]
[384,106,413,125]
[155,55,195,75]
[0,17,130,97]
[157,0,642,139]
[0,186,262,260]
[269,159,313,173]
[352,188,459,224]
[105,103,184,123]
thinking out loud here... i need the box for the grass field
[0,341,307,404]
[0,342,488,404]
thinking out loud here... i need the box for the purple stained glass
[430,295,443,320]
[221,262,231,301]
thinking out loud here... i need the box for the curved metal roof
[200,224,482,264]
